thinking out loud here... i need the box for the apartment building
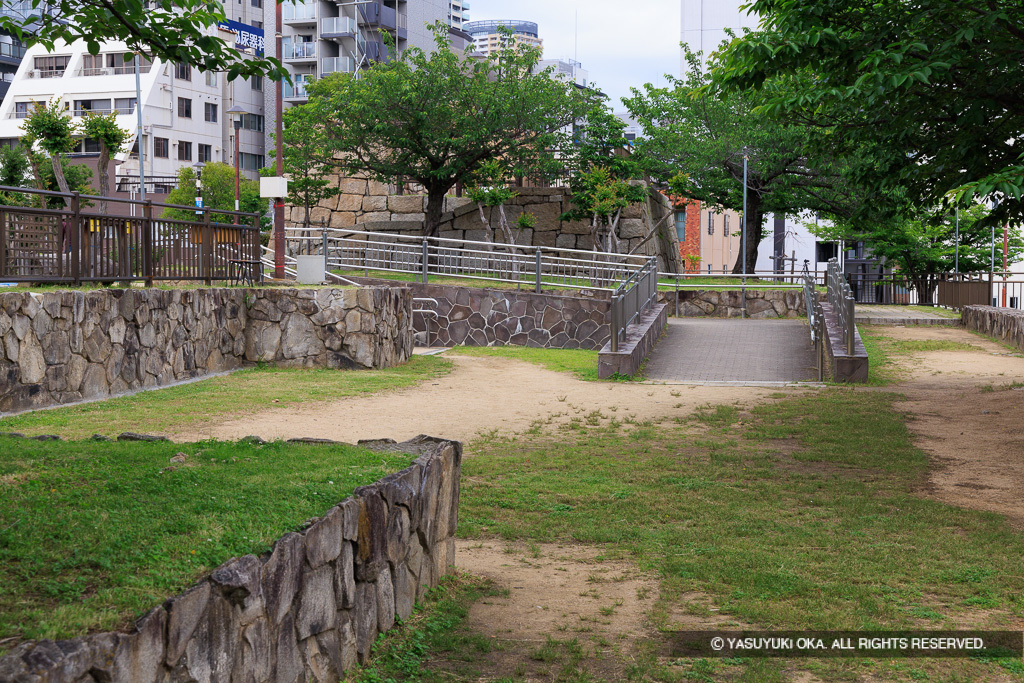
[536,58,587,88]
[464,20,543,58]
[449,1,469,30]
[672,198,742,273]
[0,0,48,100]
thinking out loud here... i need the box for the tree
[80,111,130,216]
[275,104,340,232]
[22,100,78,205]
[165,162,263,226]
[465,160,526,247]
[714,0,1024,227]
[560,104,647,253]
[812,203,1024,304]
[303,23,598,237]
[624,47,849,272]
[0,144,32,206]
[0,0,287,81]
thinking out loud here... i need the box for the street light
[227,105,247,213]
[192,161,205,215]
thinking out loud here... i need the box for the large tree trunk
[731,195,764,274]
[97,147,110,216]
[51,153,71,208]
[423,185,448,237]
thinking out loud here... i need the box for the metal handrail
[609,257,659,352]
[827,258,856,353]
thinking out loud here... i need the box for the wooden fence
[0,186,262,285]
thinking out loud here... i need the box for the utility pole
[134,52,146,204]
[274,1,285,278]
[741,153,748,318]
[954,205,959,275]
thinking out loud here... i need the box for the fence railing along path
[285,226,659,351]
[0,185,261,285]
[826,258,857,354]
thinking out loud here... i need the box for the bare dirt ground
[875,325,1024,526]
[171,354,779,444]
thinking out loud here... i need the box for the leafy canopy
[274,104,340,230]
[164,162,264,228]
[0,0,288,81]
[714,0,1024,227]
[302,23,599,235]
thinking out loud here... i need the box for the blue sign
[195,196,203,215]
[218,20,265,56]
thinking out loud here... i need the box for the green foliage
[624,46,850,272]
[0,0,288,81]
[0,145,32,205]
[715,0,1024,228]
[274,104,340,230]
[21,100,77,158]
[164,163,266,229]
[79,111,129,157]
[38,159,93,207]
[465,160,517,210]
[302,23,598,235]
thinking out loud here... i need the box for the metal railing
[286,227,651,292]
[845,270,1024,310]
[803,261,825,380]
[0,186,261,284]
[827,258,856,354]
[609,258,659,352]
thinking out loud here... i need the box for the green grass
[446,389,1024,680]
[444,345,606,382]
[886,339,980,353]
[903,305,962,318]
[859,326,900,385]
[0,436,414,645]
[0,355,452,439]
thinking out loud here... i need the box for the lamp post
[274,0,285,278]
[134,51,146,203]
[741,153,749,319]
[227,105,247,213]
[193,162,205,214]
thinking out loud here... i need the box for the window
[175,62,191,80]
[177,97,192,118]
[724,214,730,237]
[71,138,103,154]
[102,52,149,74]
[81,54,103,75]
[73,99,110,116]
[674,210,686,242]
[114,97,137,114]
[204,102,218,122]
[239,152,265,171]
[177,141,192,161]
[33,55,69,77]
[198,144,212,163]
[253,20,263,29]
[154,137,169,158]
[205,71,217,87]
[241,113,264,132]
[14,101,40,119]
[251,0,262,6]
[250,75,263,91]
[707,212,714,235]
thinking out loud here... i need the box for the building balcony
[320,16,358,39]
[75,64,152,77]
[283,2,317,24]
[72,106,135,117]
[284,74,313,99]
[283,42,317,61]
[26,68,66,79]
[321,56,355,76]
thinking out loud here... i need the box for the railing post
[0,209,6,279]
[421,239,428,285]
[535,248,542,293]
[846,295,855,354]
[202,209,212,285]
[70,192,81,284]
[142,200,154,286]
[322,226,329,277]
[610,295,619,352]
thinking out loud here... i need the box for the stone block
[334,541,356,609]
[389,195,425,213]
[338,177,368,195]
[361,195,387,212]
[354,582,378,662]
[376,568,396,632]
[555,234,577,250]
[305,506,343,568]
[164,582,211,667]
[337,193,363,212]
[296,565,336,640]
[619,218,646,238]
[261,532,304,624]
[361,211,391,223]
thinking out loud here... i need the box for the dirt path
[171,354,779,444]
[876,326,1024,526]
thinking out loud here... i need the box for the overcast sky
[466,0,680,110]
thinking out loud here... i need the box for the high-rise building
[448,1,468,30]
[463,20,542,58]
[680,0,756,70]
[536,58,587,88]
[0,1,49,100]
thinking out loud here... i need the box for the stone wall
[0,287,413,414]
[288,181,683,274]
[962,305,1024,351]
[0,435,462,683]
[344,277,612,350]
[657,289,811,319]
[598,304,668,379]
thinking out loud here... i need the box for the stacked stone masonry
[658,289,812,319]
[0,287,413,414]
[962,305,1024,351]
[0,435,462,683]
[288,180,683,274]
[345,277,612,350]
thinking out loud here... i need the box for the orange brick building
[670,197,743,274]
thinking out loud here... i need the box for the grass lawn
[0,436,414,647]
[349,389,1024,681]
[904,305,962,319]
[0,355,451,440]
[444,345,606,382]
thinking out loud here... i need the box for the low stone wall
[658,289,810,318]
[0,435,461,682]
[598,304,668,379]
[0,287,413,414]
[343,277,612,350]
[962,305,1024,351]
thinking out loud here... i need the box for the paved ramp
[644,318,817,384]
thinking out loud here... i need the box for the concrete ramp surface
[644,318,817,384]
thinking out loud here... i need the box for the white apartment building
[537,58,587,88]
[449,0,469,30]
[0,34,266,202]
[464,20,543,58]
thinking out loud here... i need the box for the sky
[465,0,681,110]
